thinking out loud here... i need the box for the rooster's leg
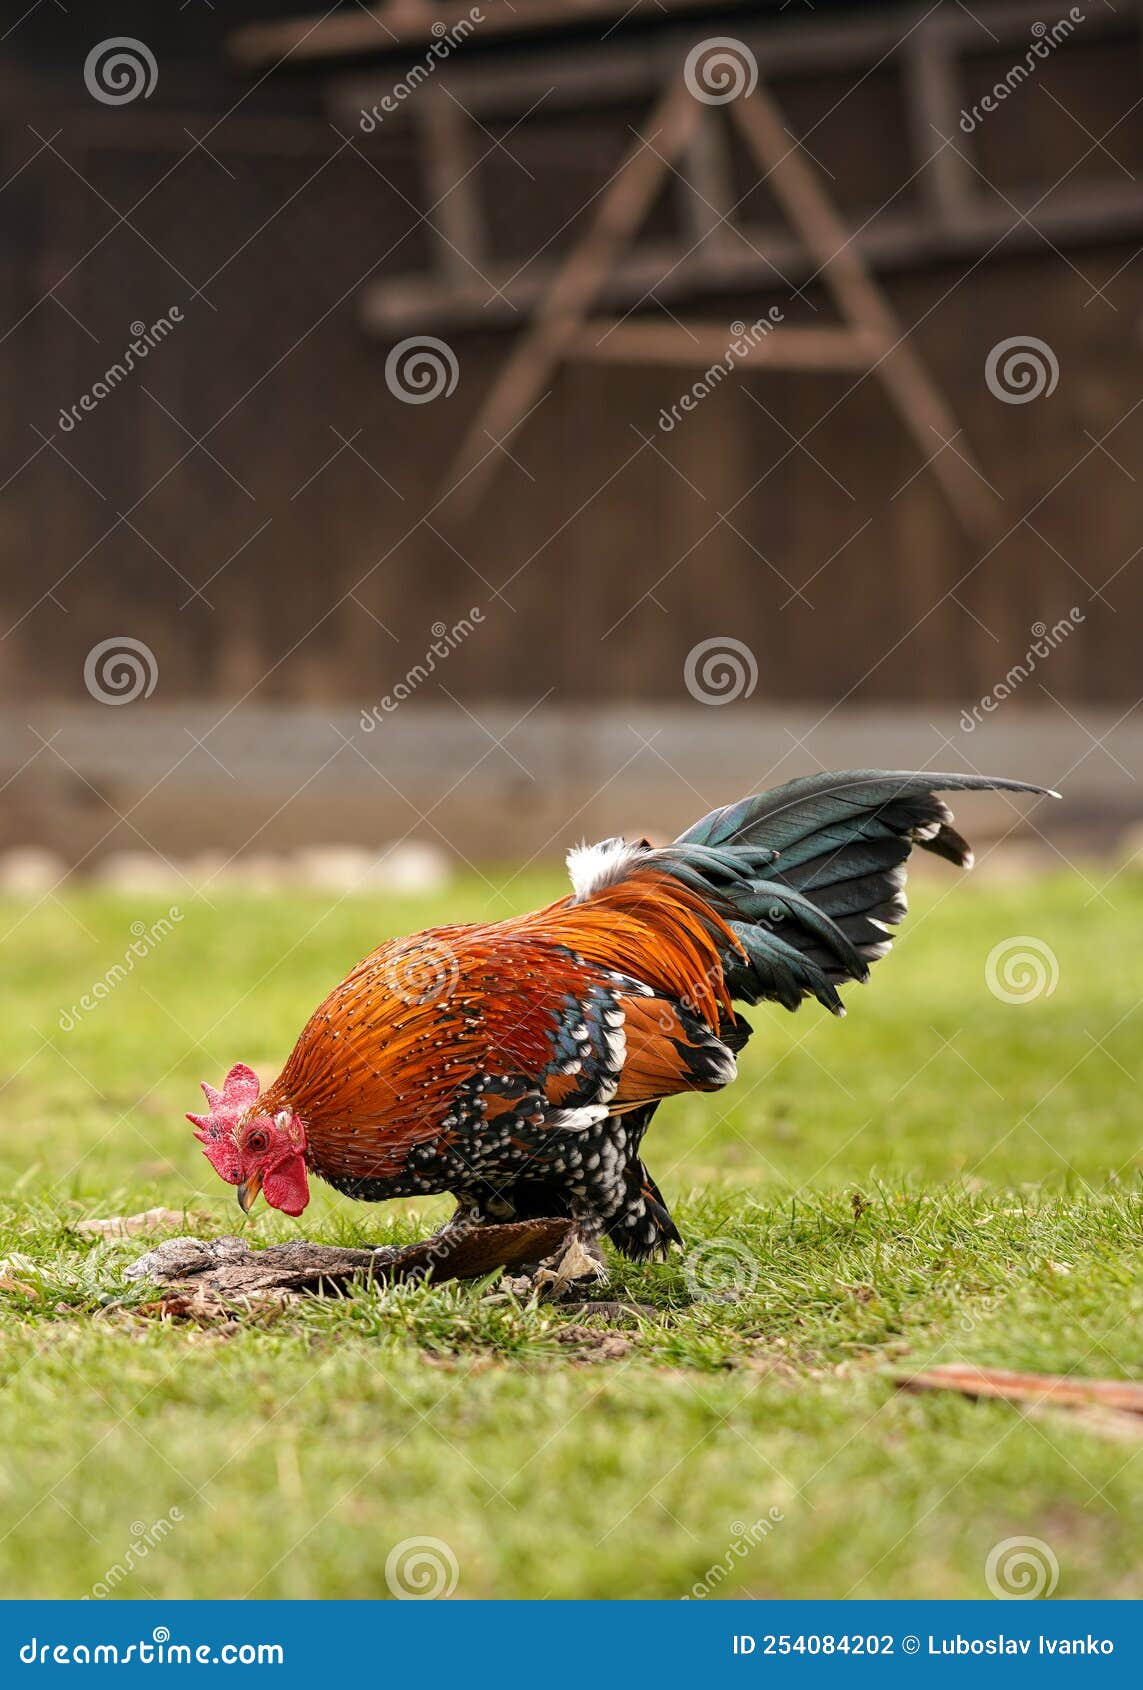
[569,1204,607,1269]
[434,1193,484,1237]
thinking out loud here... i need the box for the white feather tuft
[566,836,643,902]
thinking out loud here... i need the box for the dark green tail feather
[657,769,1055,1017]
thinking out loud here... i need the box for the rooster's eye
[245,1127,269,1154]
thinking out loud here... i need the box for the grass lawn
[0,866,1140,1600]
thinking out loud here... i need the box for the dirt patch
[554,1325,635,1361]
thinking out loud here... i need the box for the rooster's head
[188,1063,309,1217]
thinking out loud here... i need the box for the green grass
[0,867,1140,1600]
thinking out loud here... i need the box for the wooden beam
[233,0,766,68]
[729,85,1001,544]
[235,0,1130,73]
[416,87,486,284]
[903,23,977,233]
[437,74,702,514]
[674,110,736,258]
[328,51,671,127]
[359,181,1143,333]
[572,321,881,370]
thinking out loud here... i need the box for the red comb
[188,1062,262,1139]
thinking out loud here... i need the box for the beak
[236,1169,263,1214]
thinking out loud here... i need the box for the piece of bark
[124,1219,574,1300]
[0,1273,39,1300]
[896,1363,1143,1416]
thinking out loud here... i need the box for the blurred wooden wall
[0,4,1140,711]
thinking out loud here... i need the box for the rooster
[190,771,1051,1262]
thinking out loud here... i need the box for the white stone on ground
[1,842,455,896]
[0,848,69,897]
[93,852,187,894]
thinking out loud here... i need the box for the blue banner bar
[2,1602,1139,1683]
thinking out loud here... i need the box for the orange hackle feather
[520,872,741,1032]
